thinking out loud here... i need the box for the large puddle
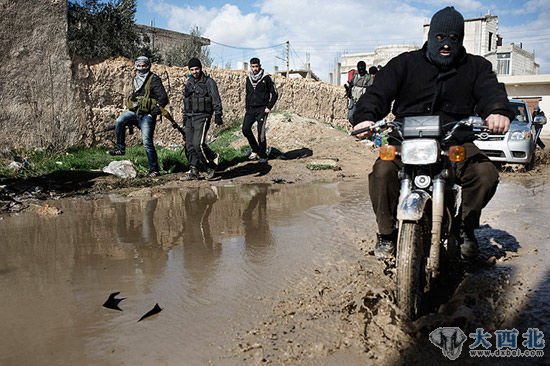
[0,182,373,365]
[0,178,548,365]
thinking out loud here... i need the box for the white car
[474,99,538,169]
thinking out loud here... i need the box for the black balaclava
[427,6,464,68]
[357,61,367,76]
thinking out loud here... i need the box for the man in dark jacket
[352,6,515,259]
[109,56,168,177]
[532,105,546,149]
[345,61,373,123]
[243,57,278,163]
[182,57,223,180]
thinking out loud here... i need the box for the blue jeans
[115,111,159,172]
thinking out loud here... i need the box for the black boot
[182,166,199,181]
[108,148,125,156]
[460,230,479,259]
[374,232,397,259]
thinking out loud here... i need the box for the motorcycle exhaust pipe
[428,177,445,278]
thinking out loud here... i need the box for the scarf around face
[248,68,265,89]
[133,70,149,92]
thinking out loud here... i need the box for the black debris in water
[138,303,162,322]
[102,291,126,311]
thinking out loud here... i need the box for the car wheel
[525,152,535,171]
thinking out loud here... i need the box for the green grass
[0,124,248,179]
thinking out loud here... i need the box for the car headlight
[401,139,439,165]
[510,130,531,140]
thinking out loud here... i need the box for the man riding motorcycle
[352,6,515,260]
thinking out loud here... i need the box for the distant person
[243,57,278,164]
[369,66,378,78]
[182,57,223,180]
[345,61,373,123]
[109,56,168,177]
[532,105,546,149]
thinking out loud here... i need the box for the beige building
[423,14,539,76]
[338,14,539,85]
[498,74,550,127]
[338,44,418,85]
[136,24,210,60]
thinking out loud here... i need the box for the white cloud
[143,0,550,77]
[417,0,484,12]
[203,4,275,47]
[257,0,429,78]
[498,0,550,73]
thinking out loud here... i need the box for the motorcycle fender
[397,190,432,221]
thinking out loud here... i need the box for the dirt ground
[2,114,549,365]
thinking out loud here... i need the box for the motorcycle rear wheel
[397,217,432,321]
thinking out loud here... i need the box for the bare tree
[165,26,213,67]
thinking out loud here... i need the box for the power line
[209,39,286,50]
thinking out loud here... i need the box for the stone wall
[0,0,83,150]
[76,58,349,147]
[0,1,348,150]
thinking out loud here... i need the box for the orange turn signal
[449,146,466,162]
[380,145,396,161]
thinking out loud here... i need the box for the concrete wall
[339,45,418,85]
[76,58,349,147]
[0,0,84,150]
[136,24,210,61]
[423,15,498,56]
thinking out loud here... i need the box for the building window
[497,52,511,75]
[488,32,493,51]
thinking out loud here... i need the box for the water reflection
[0,183,345,366]
[181,187,222,290]
[242,184,274,259]
[114,197,159,246]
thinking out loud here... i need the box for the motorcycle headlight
[510,131,531,140]
[401,139,439,165]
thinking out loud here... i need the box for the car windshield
[511,102,529,124]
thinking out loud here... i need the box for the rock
[102,160,137,179]
[8,161,24,171]
[35,204,63,216]
[306,159,340,171]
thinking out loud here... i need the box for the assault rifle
[159,106,186,140]
[101,106,185,140]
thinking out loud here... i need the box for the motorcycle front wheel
[396,216,432,321]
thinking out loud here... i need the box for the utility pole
[286,40,290,77]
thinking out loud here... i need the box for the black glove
[214,114,223,126]
[344,84,352,98]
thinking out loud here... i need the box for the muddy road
[1,117,549,365]
[1,174,548,365]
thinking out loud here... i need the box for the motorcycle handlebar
[350,120,388,136]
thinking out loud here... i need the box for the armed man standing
[182,57,223,180]
[345,61,373,124]
[243,57,278,164]
[108,56,168,178]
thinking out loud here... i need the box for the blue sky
[135,0,550,79]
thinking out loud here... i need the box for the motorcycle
[353,116,488,320]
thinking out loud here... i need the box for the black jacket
[245,73,278,111]
[183,72,223,117]
[354,43,515,127]
[131,73,169,117]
